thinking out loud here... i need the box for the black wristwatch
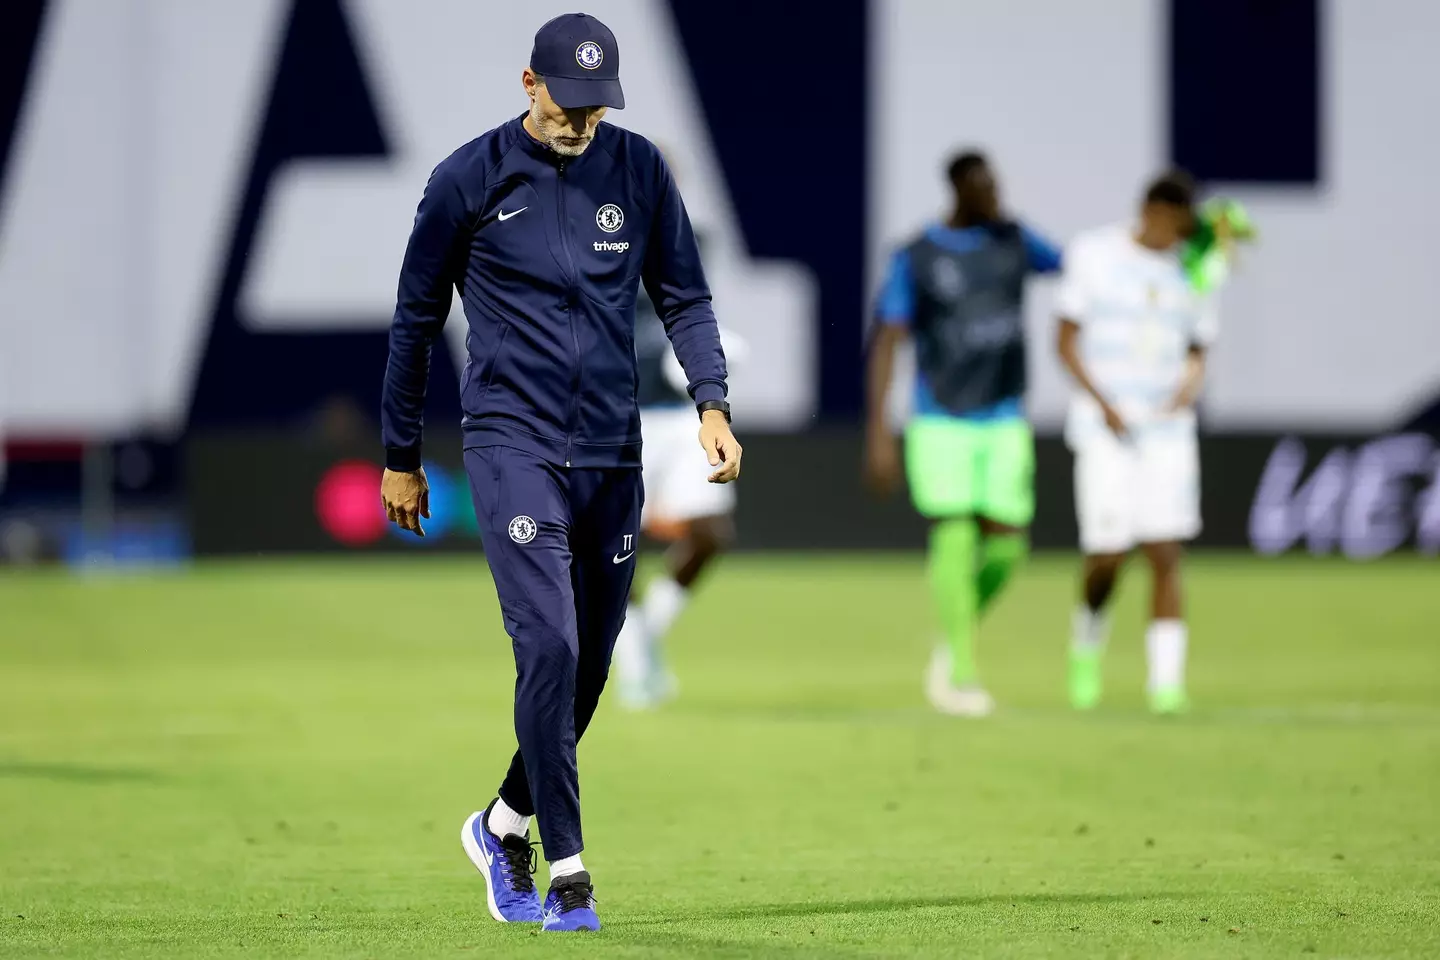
[697,399,731,423]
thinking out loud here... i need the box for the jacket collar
[509,112,603,169]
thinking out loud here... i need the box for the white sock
[488,796,530,839]
[613,604,649,684]
[549,854,585,881]
[1145,619,1188,691]
[1072,606,1111,652]
[641,576,688,640]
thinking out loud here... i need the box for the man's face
[1141,202,1195,248]
[957,165,1000,221]
[525,70,606,157]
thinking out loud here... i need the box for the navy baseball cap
[530,13,624,110]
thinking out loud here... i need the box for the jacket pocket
[479,323,511,397]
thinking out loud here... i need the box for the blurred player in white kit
[1055,171,1248,714]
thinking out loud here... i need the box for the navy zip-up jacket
[381,114,728,471]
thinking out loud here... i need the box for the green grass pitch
[1,553,1437,958]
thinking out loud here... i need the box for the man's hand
[863,323,906,496]
[699,410,742,483]
[1165,377,1203,414]
[864,430,902,496]
[381,467,430,537]
[1100,400,1130,440]
[1060,317,1128,442]
[1213,210,1235,253]
[1165,350,1207,414]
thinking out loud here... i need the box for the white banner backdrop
[4,1,1439,436]
[0,0,814,435]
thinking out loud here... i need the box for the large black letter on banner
[1169,0,1320,184]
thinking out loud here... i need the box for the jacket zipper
[556,159,582,467]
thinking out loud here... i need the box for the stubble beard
[530,99,591,158]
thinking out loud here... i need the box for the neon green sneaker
[1149,684,1189,715]
[1068,647,1104,711]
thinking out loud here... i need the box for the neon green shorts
[904,416,1035,525]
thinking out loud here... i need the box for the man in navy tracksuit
[378,14,741,933]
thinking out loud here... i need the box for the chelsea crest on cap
[530,13,625,109]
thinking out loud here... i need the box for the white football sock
[549,854,585,881]
[612,604,649,683]
[1072,606,1111,652]
[641,576,688,640]
[488,796,530,839]
[1145,619,1188,691]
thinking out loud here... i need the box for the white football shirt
[1055,223,1217,442]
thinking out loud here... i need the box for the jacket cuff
[691,380,727,407]
[385,444,423,472]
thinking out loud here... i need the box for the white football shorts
[640,407,736,525]
[1071,424,1201,554]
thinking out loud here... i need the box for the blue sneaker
[542,871,600,932]
[461,802,542,923]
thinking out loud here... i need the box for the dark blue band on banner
[1169,0,1321,184]
[665,0,868,417]
[0,0,49,209]
[189,0,460,430]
